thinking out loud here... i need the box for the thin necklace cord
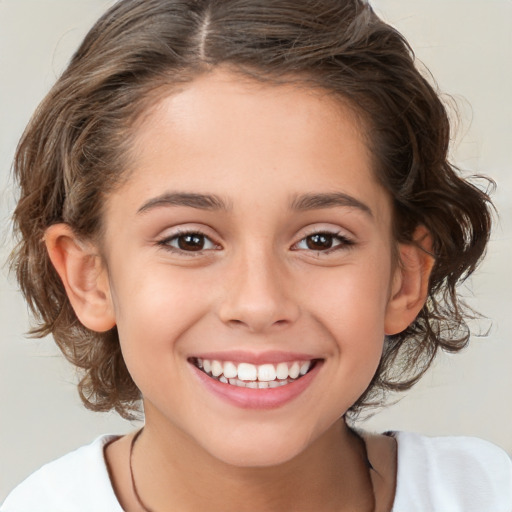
[130,428,154,512]
[129,427,376,512]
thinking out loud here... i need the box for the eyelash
[157,229,219,256]
[292,231,355,253]
[157,229,354,256]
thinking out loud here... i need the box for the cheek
[108,263,214,360]
[302,260,392,334]
[301,258,392,392]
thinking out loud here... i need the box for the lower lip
[191,362,322,410]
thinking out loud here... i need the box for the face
[100,69,402,466]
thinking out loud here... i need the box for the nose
[217,246,300,333]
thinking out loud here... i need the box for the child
[2,0,511,510]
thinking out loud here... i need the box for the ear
[384,226,435,335]
[44,224,116,332]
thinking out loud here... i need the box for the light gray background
[1,0,511,502]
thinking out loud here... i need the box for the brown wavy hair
[11,0,492,419]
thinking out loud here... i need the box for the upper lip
[188,350,320,365]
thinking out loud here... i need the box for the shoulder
[392,431,512,512]
[1,435,124,512]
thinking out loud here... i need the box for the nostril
[227,319,245,327]
[226,317,290,332]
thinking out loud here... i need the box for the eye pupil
[178,234,204,251]
[307,234,333,250]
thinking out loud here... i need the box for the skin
[45,69,432,511]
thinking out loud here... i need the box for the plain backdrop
[1,0,511,502]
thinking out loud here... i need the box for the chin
[199,426,315,469]
[213,446,303,469]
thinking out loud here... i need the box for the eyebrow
[137,191,372,217]
[290,192,373,216]
[137,192,231,214]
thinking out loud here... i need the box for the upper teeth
[197,359,312,382]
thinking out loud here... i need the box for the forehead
[108,69,390,225]
[133,70,369,164]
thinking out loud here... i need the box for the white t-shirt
[2,431,511,512]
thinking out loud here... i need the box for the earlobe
[384,226,435,335]
[44,224,116,332]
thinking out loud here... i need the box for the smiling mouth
[189,358,319,389]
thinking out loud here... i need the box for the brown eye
[160,232,217,253]
[293,231,353,253]
[177,233,206,251]
[306,233,336,250]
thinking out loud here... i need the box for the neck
[132,414,374,512]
